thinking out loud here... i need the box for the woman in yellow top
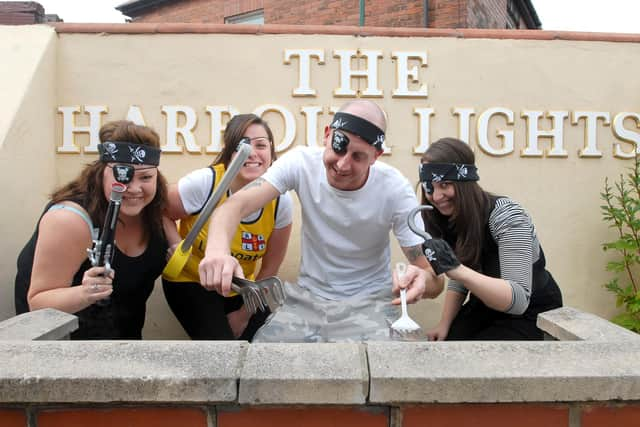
[163,114,293,340]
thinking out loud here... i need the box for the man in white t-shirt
[199,100,443,342]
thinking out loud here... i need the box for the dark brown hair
[214,114,276,167]
[51,120,168,239]
[420,137,491,269]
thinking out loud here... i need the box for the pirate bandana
[98,141,161,166]
[419,162,479,194]
[329,112,386,153]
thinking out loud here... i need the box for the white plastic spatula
[390,262,422,333]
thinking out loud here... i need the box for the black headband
[98,141,161,166]
[419,162,479,194]
[330,112,385,151]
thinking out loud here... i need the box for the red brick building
[0,1,61,24]
[117,0,541,29]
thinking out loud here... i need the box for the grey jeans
[253,281,400,343]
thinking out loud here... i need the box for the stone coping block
[367,340,640,403]
[0,308,78,341]
[239,343,368,404]
[0,339,639,405]
[1,306,639,405]
[537,306,640,342]
[0,341,247,403]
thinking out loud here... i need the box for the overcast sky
[34,0,640,34]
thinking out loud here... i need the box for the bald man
[199,100,443,342]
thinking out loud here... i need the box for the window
[225,9,264,24]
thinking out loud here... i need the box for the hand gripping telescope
[87,182,127,305]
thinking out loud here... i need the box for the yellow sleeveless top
[167,163,278,283]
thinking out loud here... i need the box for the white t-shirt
[263,146,424,300]
[178,167,293,229]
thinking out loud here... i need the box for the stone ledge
[50,23,640,43]
[367,341,640,403]
[1,339,638,405]
[0,341,246,403]
[0,308,77,340]
[537,307,640,342]
[1,306,639,405]
[238,343,368,404]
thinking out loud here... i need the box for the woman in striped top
[419,138,562,340]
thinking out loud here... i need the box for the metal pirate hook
[407,205,433,241]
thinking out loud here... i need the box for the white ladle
[390,262,421,333]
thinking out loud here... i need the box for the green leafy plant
[601,154,640,333]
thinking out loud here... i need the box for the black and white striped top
[448,197,541,315]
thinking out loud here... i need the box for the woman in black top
[419,138,562,340]
[15,121,168,339]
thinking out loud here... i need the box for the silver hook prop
[407,205,434,242]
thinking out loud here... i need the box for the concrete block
[0,341,247,403]
[537,306,640,342]
[0,309,77,340]
[239,343,368,404]
[368,341,640,403]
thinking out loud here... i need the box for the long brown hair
[420,137,491,269]
[51,120,168,239]
[214,114,276,167]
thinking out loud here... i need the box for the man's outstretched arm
[199,178,281,295]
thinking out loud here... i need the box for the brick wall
[265,0,425,27]
[365,1,424,27]
[428,0,465,28]
[131,0,426,27]
[264,0,358,26]
[124,0,536,29]
[127,0,219,23]
[129,0,264,23]
[0,1,44,25]
[2,403,640,427]
[467,0,507,28]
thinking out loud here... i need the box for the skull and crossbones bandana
[98,141,161,166]
[329,112,386,154]
[99,141,161,184]
[419,162,479,194]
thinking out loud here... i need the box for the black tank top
[440,195,561,316]
[15,201,167,339]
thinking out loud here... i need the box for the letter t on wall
[284,49,325,97]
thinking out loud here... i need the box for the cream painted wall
[0,25,58,322]
[3,26,638,338]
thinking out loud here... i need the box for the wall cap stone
[537,306,640,342]
[1,307,639,405]
[0,341,247,403]
[49,23,640,43]
[367,340,640,403]
[239,343,368,404]
[0,308,77,340]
